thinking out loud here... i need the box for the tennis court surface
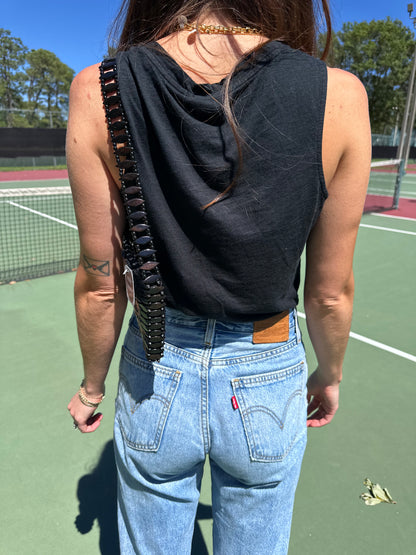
[1,170,415,554]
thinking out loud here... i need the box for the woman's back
[67,4,371,553]
[116,38,328,320]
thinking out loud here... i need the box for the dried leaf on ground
[360,478,397,506]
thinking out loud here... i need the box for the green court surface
[0,178,70,189]
[1,212,416,554]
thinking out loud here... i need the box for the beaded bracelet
[78,379,105,408]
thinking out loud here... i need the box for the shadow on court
[74,440,212,554]
[1,250,415,554]
[75,441,119,554]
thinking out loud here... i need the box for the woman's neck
[158,13,268,84]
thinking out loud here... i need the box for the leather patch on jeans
[252,311,290,344]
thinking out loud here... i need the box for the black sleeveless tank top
[116,41,328,321]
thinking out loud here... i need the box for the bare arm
[66,65,127,433]
[305,68,371,427]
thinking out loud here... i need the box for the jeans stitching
[242,389,303,429]
[200,322,215,454]
[161,337,299,365]
[232,379,254,461]
[117,352,182,452]
[211,339,299,365]
[231,364,306,462]
[126,313,299,365]
[121,346,182,379]
[200,357,211,454]
[232,362,304,386]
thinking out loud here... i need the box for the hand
[67,392,103,433]
[306,368,340,428]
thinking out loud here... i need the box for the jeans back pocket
[232,361,306,462]
[117,346,182,452]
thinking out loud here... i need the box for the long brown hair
[112,1,331,58]
[110,1,332,207]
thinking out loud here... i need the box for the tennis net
[0,186,79,283]
[0,159,406,284]
[364,159,404,213]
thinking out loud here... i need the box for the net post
[393,159,405,209]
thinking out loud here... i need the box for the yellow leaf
[383,488,397,504]
[364,497,383,506]
[360,478,396,506]
[372,483,386,500]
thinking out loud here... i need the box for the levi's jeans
[114,307,308,554]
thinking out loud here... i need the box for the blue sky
[2,0,415,75]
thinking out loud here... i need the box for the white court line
[297,312,416,363]
[7,200,78,230]
[6,197,414,362]
[370,213,416,222]
[348,331,416,363]
[359,223,416,236]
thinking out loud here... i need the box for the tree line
[0,28,74,128]
[1,18,415,133]
[325,17,415,136]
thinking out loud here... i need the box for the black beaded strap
[99,58,165,361]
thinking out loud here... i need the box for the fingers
[76,413,103,433]
[306,372,340,428]
[307,394,338,428]
[307,409,335,428]
[68,393,103,433]
[307,396,321,415]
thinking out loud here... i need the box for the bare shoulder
[68,64,104,122]
[325,68,370,144]
[67,62,119,185]
[67,63,108,152]
[322,68,371,186]
[70,63,102,98]
[326,68,368,112]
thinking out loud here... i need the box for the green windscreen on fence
[0,187,79,283]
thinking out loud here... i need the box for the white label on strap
[123,265,135,306]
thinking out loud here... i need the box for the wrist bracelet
[78,379,105,408]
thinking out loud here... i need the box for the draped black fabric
[116,41,327,321]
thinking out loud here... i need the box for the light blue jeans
[114,307,308,554]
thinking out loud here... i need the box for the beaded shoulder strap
[99,58,165,361]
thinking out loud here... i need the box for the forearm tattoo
[82,255,110,276]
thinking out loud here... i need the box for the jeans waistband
[162,307,301,344]
[127,307,302,363]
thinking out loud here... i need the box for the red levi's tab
[231,396,239,410]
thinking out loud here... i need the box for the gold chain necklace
[178,16,263,36]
